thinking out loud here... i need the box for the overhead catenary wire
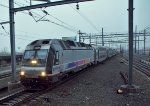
[15,28,52,38]
[69,4,100,33]
[0,1,80,33]
[0,32,33,41]
[41,9,79,32]
[0,3,40,18]
[0,3,8,8]
[0,26,35,41]
[0,24,9,35]
[0,21,51,39]
[0,21,43,40]
[0,0,89,39]
[21,0,80,32]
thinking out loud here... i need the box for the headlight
[20,71,25,76]
[41,71,46,77]
[31,60,37,64]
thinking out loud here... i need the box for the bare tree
[0,47,9,55]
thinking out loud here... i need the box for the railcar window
[58,40,66,49]
[76,42,81,47]
[99,48,106,51]
[88,44,92,47]
[63,41,70,49]
[80,43,85,47]
[66,40,76,46]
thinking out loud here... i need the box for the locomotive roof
[26,39,93,50]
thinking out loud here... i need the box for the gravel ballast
[28,56,150,106]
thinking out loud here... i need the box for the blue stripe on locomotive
[67,62,76,68]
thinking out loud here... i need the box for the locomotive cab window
[55,51,59,65]
[22,49,48,67]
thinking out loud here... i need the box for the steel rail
[120,57,150,77]
[0,88,25,105]
[0,62,97,106]
[0,73,12,79]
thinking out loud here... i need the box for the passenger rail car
[95,46,108,64]
[20,39,116,89]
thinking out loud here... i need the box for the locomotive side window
[55,51,59,65]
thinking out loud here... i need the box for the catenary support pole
[138,32,139,54]
[96,37,97,47]
[89,34,91,44]
[128,0,134,86]
[102,28,104,46]
[144,29,146,55]
[119,0,139,94]
[9,0,16,82]
[79,30,81,42]
[134,25,137,53]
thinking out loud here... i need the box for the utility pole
[102,28,104,46]
[144,29,146,55]
[9,0,16,82]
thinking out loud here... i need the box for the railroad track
[0,64,96,106]
[120,56,150,78]
[0,68,21,80]
[0,73,12,79]
[0,88,27,105]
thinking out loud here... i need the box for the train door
[54,50,65,71]
[55,51,59,65]
[59,51,64,72]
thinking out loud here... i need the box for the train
[19,39,116,90]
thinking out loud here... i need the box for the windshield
[22,49,48,67]
[24,50,35,59]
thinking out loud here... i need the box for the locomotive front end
[20,49,50,89]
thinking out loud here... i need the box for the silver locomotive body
[20,39,95,89]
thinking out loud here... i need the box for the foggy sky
[0,0,150,52]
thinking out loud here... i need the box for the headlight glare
[41,71,46,76]
[20,71,25,76]
[31,60,37,64]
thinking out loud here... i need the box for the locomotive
[20,39,116,89]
